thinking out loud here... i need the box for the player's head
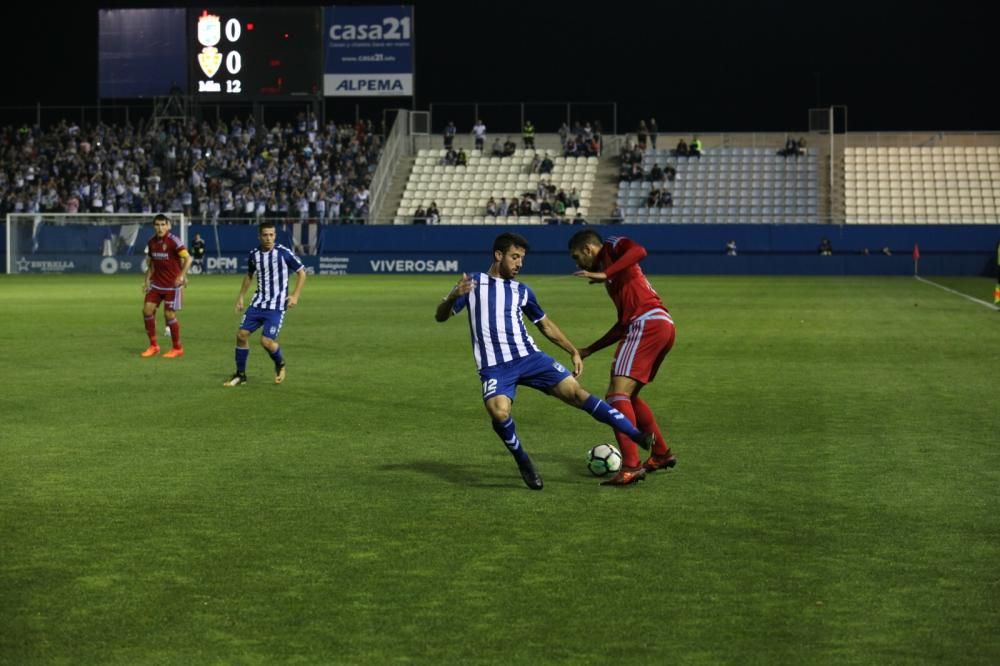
[258,221,277,251]
[493,232,529,279]
[152,214,171,238]
[568,229,603,270]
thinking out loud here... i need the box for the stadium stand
[396,149,598,224]
[844,146,1000,223]
[616,147,819,224]
[0,117,383,223]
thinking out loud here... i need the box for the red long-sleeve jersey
[587,236,668,353]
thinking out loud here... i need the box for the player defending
[225,221,307,387]
[568,229,677,486]
[435,232,654,490]
[141,214,191,358]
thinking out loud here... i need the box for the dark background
[2,0,996,132]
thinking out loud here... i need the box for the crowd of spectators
[557,121,602,158]
[0,112,384,223]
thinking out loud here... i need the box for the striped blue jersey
[247,244,304,311]
[451,272,545,370]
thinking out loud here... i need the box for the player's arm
[287,267,307,308]
[175,249,192,287]
[580,323,627,359]
[235,273,253,312]
[143,251,153,292]
[435,273,475,322]
[574,240,647,283]
[535,316,584,377]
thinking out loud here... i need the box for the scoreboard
[190,7,322,98]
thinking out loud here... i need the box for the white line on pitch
[914,275,999,311]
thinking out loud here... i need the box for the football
[587,443,622,477]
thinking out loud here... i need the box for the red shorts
[611,310,675,384]
[144,285,183,310]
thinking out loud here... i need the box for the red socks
[606,393,641,467]
[166,318,181,348]
[633,396,670,456]
[144,315,157,346]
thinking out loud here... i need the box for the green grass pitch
[1,273,998,665]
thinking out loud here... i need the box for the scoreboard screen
[190,7,322,98]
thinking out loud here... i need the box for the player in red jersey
[568,229,677,486]
[141,214,191,358]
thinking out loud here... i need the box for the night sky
[3,0,996,132]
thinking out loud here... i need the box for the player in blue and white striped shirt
[224,221,307,387]
[435,233,654,490]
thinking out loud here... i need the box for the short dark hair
[493,232,529,255]
[259,221,276,232]
[568,229,602,251]
[153,213,170,224]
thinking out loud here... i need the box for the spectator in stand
[610,205,624,223]
[413,205,427,225]
[660,190,673,207]
[637,120,648,151]
[486,196,498,217]
[648,118,659,150]
[553,198,566,218]
[726,240,738,256]
[509,197,520,216]
[558,122,570,149]
[443,121,457,149]
[498,197,509,216]
[565,138,579,157]
[503,137,517,157]
[665,164,677,182]
[529,154,542,174]
[519,197,534,216]
[441,148,458,166]
[491,138,504,157]
[690,137,703,158]
[427,202,441,224]
[568,188,581,208]
[539,198,553,217]
[539,155,554,174]
[779,137,798,157]
[649,163,664,183]
[522,121,535,149]
[572,211,586,225]
[472,119,486,152]
[674,138,689,157]
[819,238,833,256]
[456,148,468,167]
[646,189,661,208]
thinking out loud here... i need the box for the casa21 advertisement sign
[324,5,414,97]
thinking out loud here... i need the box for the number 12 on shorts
[482,378,498,398]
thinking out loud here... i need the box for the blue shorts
[478,352,573,402]
[239,306,286,340]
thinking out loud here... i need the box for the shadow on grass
[378,459,527,489]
